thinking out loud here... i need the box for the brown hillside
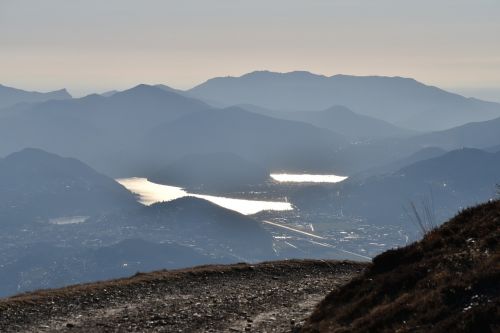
[301,200,500,333]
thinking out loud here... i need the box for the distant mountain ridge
[140,106,350,173]
[240,104,413,139]
[188,71,500,131]
[0,84,212,175]
[411,115,500,150]
[1,80,499,179]
[0,84,71,109]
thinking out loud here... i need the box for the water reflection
[49,216,89,225]
[270,173,348,183]
[117,177,293,215]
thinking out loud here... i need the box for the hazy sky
[1,0,499,100]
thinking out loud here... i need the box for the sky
[1,0,500,101]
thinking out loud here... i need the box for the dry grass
[302,200,500,333]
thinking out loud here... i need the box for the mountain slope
[139,107,350,173]
[240,104,413,140]
[0,84,71,109]
[0,148,138,226]
[0,85,211,175]
[332,114,500,174]
[148,152,270,192]
[21,84,209,133]
[412,115,500,150]
[189,71,500,131]
[302,200,500,333]
[132,196,276,261]
[355,147,448,179]
[333,148,500,229]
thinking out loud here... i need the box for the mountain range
[188,71,500,131]
[139,106,349,173]
[0,149,277,296]
[0,85,353,176]
[0,84,71,109]
[332,148,500,229]
[1,75,499,179]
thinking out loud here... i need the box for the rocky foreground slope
[0,260,365,332]
[301,200,500,333]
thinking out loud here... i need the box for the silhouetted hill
[154,84,187,95]
[149,152,270,192]
[412,115,500,150]
[302,200,500,332]
[0,148,138,226]
[0,84,211,175]
[100,90,118,97]
[140,107,350,173]
[332,148,500,228]
[240,104,413,140]
[135,197,275,261]
[356,147,448,179]
[31,84,209,131]
[333,114,500,175]
[189,71,500,131]
[0,84,71,109]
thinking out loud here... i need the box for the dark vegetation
[301,200,500,333]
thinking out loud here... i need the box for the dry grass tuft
[302,200,500,333]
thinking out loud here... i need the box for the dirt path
[0,260,366,332]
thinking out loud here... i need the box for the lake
[270,173,348,183]
[117,177,293,215]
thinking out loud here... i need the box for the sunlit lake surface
[270,173,348,183]
[117,177,293,215]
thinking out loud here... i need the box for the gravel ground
[0,260,366,332]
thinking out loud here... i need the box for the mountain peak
[0,84,72,108]
[117,84,186,99]
[188,71,500,131]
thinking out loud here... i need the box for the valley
[2,3,499,331]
